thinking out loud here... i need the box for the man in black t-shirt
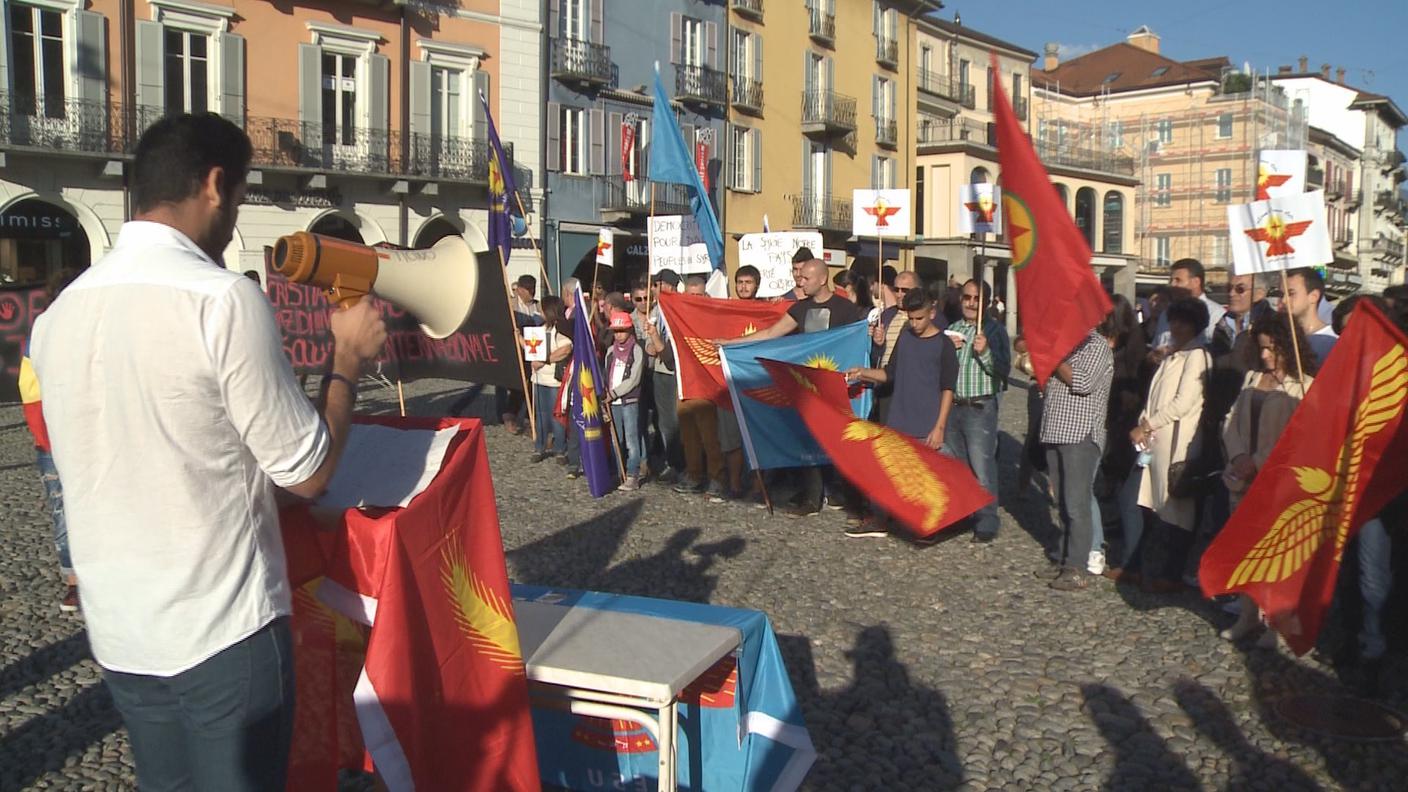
[720,257,859,344]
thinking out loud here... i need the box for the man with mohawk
[845,288,958,538]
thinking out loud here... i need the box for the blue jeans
[611,403,643,477]
[534,383,566,455]
[944,398,1000,538]
[35,450,71,577]
[1118,464,1146,569]
[652,371,682,472]
[1357,518,1392,660]
[103,617,296,792]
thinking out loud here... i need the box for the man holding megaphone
[30,113,386,791]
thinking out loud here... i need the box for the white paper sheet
[316,424,460,510]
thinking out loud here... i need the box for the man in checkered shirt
[943,279,1011,543]
[1039,326,1114,591]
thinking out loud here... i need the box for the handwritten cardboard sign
[647,215,712,275]
[737,232,823,298]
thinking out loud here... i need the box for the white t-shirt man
[30,221,329,676]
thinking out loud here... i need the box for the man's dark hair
[1170,258,1205,286]
[1286,267,1324,298]
[792,246,815,264]
[735,265,761,282]
[901,287,931,313]
[132,113,252,213]
[684,273,707,288]
[1165,295,1210,336]
[516,274,537,292]
[1383,284,1408,309]
[881,265,897,288]
[1332,294,1389,335]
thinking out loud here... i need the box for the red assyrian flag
[658,291,790,407]
[762,359,994,538]
[1199,302,1408,655]
[991,54,1112,387]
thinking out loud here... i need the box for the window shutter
[75,11,107,106]
[752,36,762,84]
[705,22,718,69]
[368,54,390,135]
[135,20,165,110]
[826,57,834,94]
[298,44,322,130]
[872,1,880,33]
[669,13,682,65]
[751,129,761,193]
[872,75,879,119]
[824,148,832,197]
[549,0,560,37]
[409,61,431,139]
[0,10,8,102]
[219,33,245,126]
[589,108,605,174]
[472,69,490,142]
[607,111,622,176]
[803,53,814,94]
[801,142,810,195]
[589,0,604,43]
[640,116,651,175]
[546,102,561,171]
[871,156,879,189]
[681,122,695,162]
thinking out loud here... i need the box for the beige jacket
[1137,344,1210,531]
[1221,370,1312,501]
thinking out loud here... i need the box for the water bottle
[1135,442,1153,467]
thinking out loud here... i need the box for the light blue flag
[649,64,725,273]
[720,322,874,470]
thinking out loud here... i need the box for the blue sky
[939,0,1408,152]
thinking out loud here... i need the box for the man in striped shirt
[944,279,1011,543]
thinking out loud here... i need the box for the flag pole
[976,232,986,330]
[497,247,537,440]
[1279,265,1305,382]
[396,379,406,418]
[646,182,657,317]
[510,190,554,297]
[877,236,883,302]
[754,469,773,516]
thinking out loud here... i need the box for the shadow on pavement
[1172,677,1322,790]
[1080,683,1200,791]
[0,682,123,792]
[786,625,964,789]
[0,631,89,701]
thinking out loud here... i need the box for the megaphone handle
[327,272,371,308]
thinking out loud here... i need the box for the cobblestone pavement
[2,377,1406,791]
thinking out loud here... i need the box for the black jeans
[103,617,296,792]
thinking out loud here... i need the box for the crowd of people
[504,251,1407,690]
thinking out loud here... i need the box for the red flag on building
[658,291,789,406]
[991,54,1112,388]
[1199,302,1408,655]
[761,359,994,538]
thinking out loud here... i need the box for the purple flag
[480,91,517,267]
[569,287,614,497]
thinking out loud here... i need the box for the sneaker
[844,518,889,538]
[673,478,706,495]
[970,532,996,544]
[566,468,582,480]
[619,475,641,492]
[530,452,549,463]
[705,481,728,503]
[60,585,79,613]
[822,494,845,511]
[1086,549,1107,576]
[658,467,680,485]
[1032,564,1063,581]
[556,454,569,465]
[1049,568,1091,591]
[783,504,820,519]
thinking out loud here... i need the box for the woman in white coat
[1130,297,1211,592]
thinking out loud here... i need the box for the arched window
[1102,191,1124,254]
[1075,187,1096,249]
[310,213,364,243]
[969,166,990,184]
[414,216,463,248]
[0,199,91,287]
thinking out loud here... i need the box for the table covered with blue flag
[719,322,874,470]
[513,584,815,791]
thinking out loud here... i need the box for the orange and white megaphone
[270,231,478,338]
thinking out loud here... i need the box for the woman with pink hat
[604,311,645,491]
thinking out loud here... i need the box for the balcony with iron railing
[676,64,728,108]
[806,5,835,46]
[917,117,991,147]
[731,77,763,114]
[1368,234,1405,261]
[875,36,898,69]
[731,0,763,20]
[550,37,613,86]
[875,116,897,148]
[1035,141,1137,176]
[916,69,960,102]
[801,90,855,136]
[789,192,851,233]
[0,95,495,182]
[599,178,691,218]
[1335,228,1354,249]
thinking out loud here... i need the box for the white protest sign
[522,325,547,362]
[648,215,712,275]
[852,189,912,237]
[1227,190,1332,275]
[958,184,1002,234]
[738,231,823,298]
[594,228,614,268]
[1257,149,1308,200]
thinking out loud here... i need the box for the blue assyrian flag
[649,64,724,276]
[480,91,517,267]
[514,584,815,791]
[720,322,874,470]
[569,286,615,497]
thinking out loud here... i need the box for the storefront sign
[244,188,344,209]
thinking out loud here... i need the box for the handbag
[1164,349,1209,498]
